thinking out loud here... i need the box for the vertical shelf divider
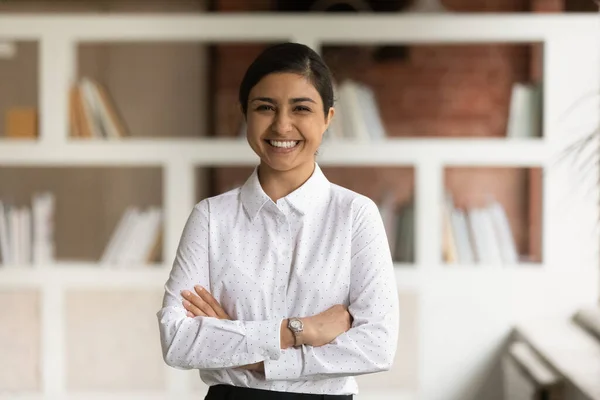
[163,160,196,396]
[41,284,65,396]
[415,161,443,267]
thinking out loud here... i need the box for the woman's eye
[256,104,274,112]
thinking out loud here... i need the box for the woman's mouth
[265,139,301,153]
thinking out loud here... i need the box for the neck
[258,161,315,202]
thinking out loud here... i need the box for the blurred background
[0,1,599,399]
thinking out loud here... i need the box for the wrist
[300,317,313,346]
[280,319,295,349]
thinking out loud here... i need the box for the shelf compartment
[0,166,163,265]
[75,40,210,139]
[321,41,544,140]
[65,289,165,391]
[442,166,542,266]
[0,40,39,140]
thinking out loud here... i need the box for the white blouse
[157,163,399,395]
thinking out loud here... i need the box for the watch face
[290,320,303,330]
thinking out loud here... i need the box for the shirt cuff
[264,347,303,380]
[245,318,283,361]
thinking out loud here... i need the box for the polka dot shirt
[157,163,399,396]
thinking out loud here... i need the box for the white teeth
[269,140,299,148]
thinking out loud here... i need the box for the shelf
[0,138,549,166]
[0,262,546,290]
[0,262,169,288]
[0,14,597,41]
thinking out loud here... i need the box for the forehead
[250,72,322,101]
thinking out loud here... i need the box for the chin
[262,159,299,172]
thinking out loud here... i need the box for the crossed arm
[156,199,399,381]
[180,284,353,374]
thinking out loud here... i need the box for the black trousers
[205,384,353,400]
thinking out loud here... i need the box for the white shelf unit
[0,13,599,400]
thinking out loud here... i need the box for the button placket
[279,212,292,307]
[273,212,289,316]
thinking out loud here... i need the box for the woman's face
[245,72,334,174]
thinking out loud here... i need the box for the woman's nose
[271,112,293,134]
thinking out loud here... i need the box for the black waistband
[205,384,353,400]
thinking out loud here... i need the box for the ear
[323,107,335,132]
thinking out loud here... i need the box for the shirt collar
[240,163,331,221]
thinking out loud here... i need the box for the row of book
[443,196,519,265]
[379,194,415,263]
[69,77,129,139]
[378,193,520,265]
[100,206,162,266]
[0,193,55,266]
[506,82,542,139]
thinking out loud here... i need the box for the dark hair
[238,42,334,118]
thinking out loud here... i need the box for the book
[100,206,162,266]
[69,77,129,139]
[443,196,519,266]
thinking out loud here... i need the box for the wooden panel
[0,289,41,392]
[65,289,165,391]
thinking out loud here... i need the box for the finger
[194,286,230,319]
[183,299,207,317]
[183,291,217,318]
[182,290,218,318]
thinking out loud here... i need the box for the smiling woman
[240,44,335,198]
[244,71,333,195]
[156,43,399,400]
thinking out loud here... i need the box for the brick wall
[210,0,551,260]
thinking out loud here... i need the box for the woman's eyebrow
[250,97,316,104]
[250,97,276,104]
[290,97,316,104]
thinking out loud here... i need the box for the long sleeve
[156,200,284,370]
[263,198,399,381]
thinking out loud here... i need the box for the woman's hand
[182,286,263,373]
[181,285,230,320]
[303,304,353,347]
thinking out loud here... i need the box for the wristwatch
[287,317,304,347]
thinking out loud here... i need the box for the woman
[157,42,399,400]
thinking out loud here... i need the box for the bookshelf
[0,12,598,400]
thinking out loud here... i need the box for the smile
[266,140,301,149]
